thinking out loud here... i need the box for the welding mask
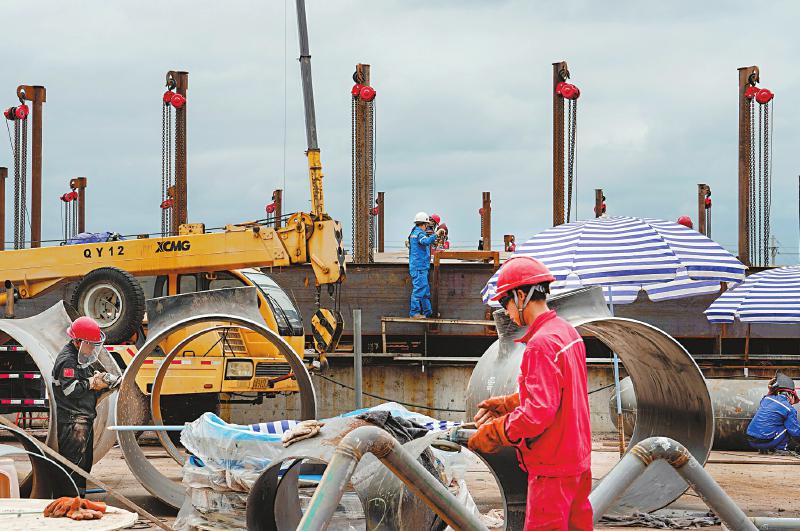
[76,338,105,367]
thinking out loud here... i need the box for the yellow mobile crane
[0,0,344,422]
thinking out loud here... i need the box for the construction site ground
[3,433,798,530]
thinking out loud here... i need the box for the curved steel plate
[116,287,317,508]
[465,287,713,520]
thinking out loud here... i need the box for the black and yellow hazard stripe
[311,308,343,354]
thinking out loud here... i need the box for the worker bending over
[408,212,444,319]
[469,256,592,530]
[746,372,800,455]
[52,317,114,494]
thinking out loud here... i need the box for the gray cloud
[1,0,799,264]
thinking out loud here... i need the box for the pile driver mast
[552,61,580,226]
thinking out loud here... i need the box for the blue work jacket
[746,394,800,441]
[408,226,437,270]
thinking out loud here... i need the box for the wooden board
[0,498,138,530]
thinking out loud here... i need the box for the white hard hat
[414,211,430,224]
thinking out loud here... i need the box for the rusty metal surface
[616,376,800,450]
[465,287,714,519]
[552,61,568,226]
[246,417,451,531]
[738,66,759,266]
[116,287,316,509]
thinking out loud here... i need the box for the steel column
[738,66,759,266]
[553,61,568,226]
[353,308,363,409]
[70,177,87,234]
[0,167,5,250]
[353,63,372,263]
[481,191,491,251]
[595,188,604,217]
[698,183,710,236]
[16,86,45,248]
[377,191,385,253]
[168,71,188,234]
[272,189,282,229]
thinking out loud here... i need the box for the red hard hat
[359,86,376,102]
[491,256,555,301]
[67,316,104,343]
[351,84,363,97]
[438,223,448,232]
[430,214,441,224]
[170,93,186,109]
[755,88,774,105]
[744,85,759,100]
[677,215,693,229]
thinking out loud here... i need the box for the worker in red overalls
[469,256,592,530]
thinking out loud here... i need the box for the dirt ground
[3,436,799,530]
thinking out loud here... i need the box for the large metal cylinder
[614,377,800,450]
[465,287,714,518]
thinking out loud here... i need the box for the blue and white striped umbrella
[705,266,800,324]
[482,216,745,305]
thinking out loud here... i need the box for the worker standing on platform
[469,256,592,530]
[746,372,800,455]
[52,317,112,494]
[408,212,443,318]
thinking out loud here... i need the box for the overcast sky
[3,1,799,264]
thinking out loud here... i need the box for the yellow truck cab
[112,268,307,404]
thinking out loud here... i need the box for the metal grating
[255,362,291,377]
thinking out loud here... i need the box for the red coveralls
[504,310,593,530]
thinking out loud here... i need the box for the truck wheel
[70,267,145,344]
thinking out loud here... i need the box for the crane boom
[295,0,326,219]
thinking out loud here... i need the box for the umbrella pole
[609,290,626,457]
[744,323,750,378]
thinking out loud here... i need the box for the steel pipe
[465,287,713,518]
[116,287,316,509]
[297,425,488,531]
[248,417,466,530]
[589,436,757,530]
[750,517,800,530]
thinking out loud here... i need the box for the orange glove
[467,415,512,454]
[473,393,520,426]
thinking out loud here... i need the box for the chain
[566,98,577,223]
[167,105,174,234]
[20,117,27,248]
[763,102,770,266]
[12,119,20,249]
[706,206,711,239]
[351,95,356,258]
[748,99,756,264]
[175,106,185,230]
[161,103,167,236]
[367,99,375,263]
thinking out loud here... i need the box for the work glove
[281,420,324,447]
[89,372,110,391]
[473,393,520,426]
[467,415,512,454]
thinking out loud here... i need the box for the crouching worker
[469,256,593,530]
[746,372,800,455]
[52,316,113,494]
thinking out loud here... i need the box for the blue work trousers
[747,432,798,451]
[409,269,432,317]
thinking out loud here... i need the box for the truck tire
[70,267,145,344]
